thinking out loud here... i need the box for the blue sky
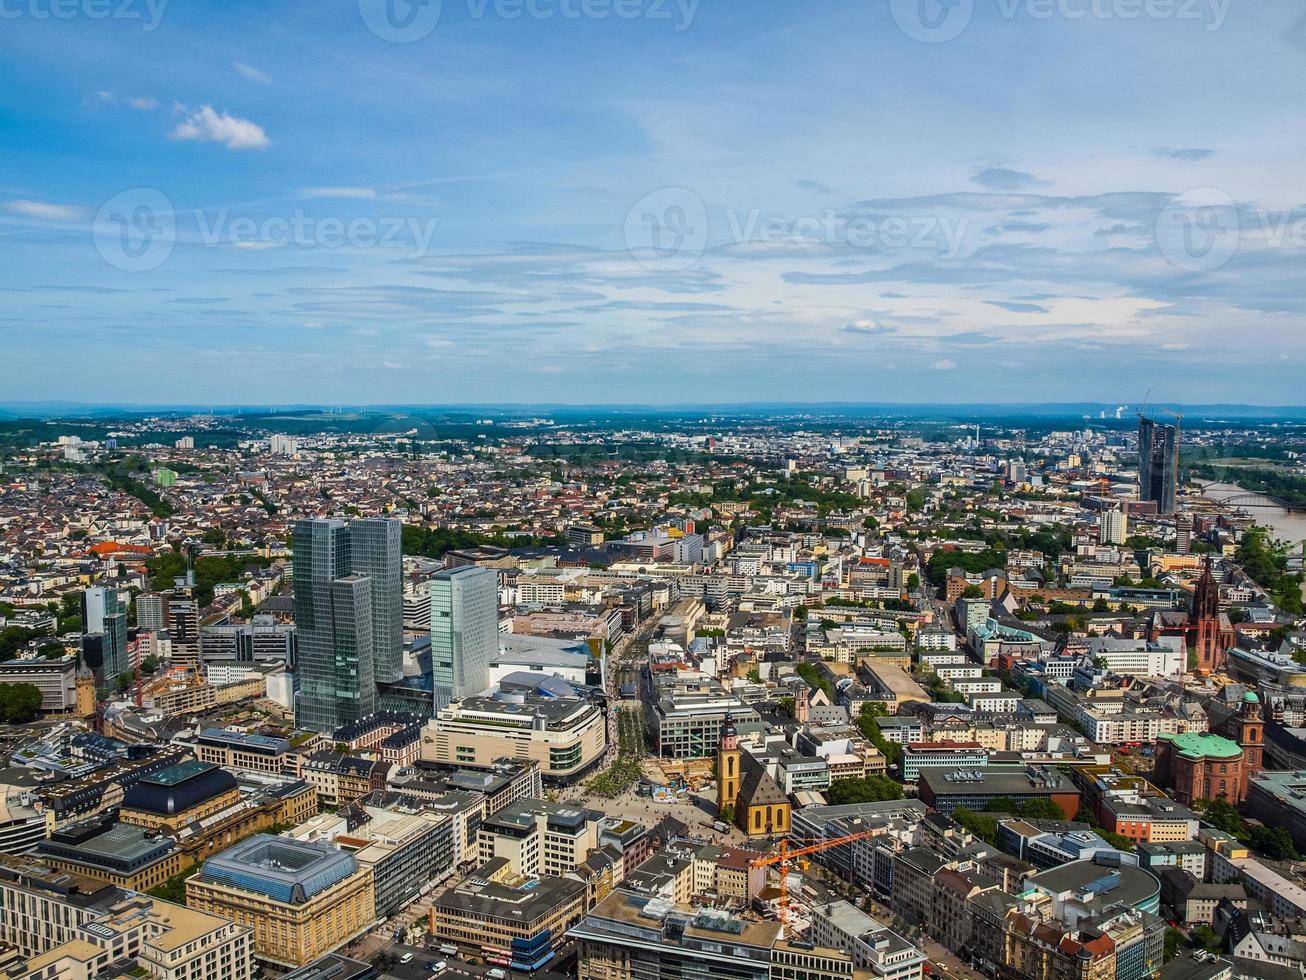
[2,0,1304,405]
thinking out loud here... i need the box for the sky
[1,0,1305,405]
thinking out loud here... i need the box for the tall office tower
[80,587,127,685]
[1099,508,1128,546]
[1176,515,1194,554]
[168,594,201,674]
[292,518,399,731]
[135,592,169,632]
[348,518,403,684]
[1138,416,1179,515]
[430,565,498,711]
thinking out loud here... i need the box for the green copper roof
[1159,731,1243,760]
[1243,691,1260,703]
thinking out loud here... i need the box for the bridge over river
[1198,482,1306,547]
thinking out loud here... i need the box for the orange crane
[748,830,880,930]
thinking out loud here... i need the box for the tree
[0,683,43,723]
[825,776,904,805]
[952,807,998,844]
[1249,824,1300,861]
[960,585,985,599]
[1163,927,1185,963]
[1200,798,1248,839]
[1190,924,1222,954]
[1018,798,1071,821]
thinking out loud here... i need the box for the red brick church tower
[1236,691,1264,798]
[1193,557,1229,675]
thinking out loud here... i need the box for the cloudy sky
[2,0,1304,405]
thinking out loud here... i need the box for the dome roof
[1243,691,1260,703]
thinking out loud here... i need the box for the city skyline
[3,3,1306,403]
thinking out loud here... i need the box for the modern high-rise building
[1099,508,1128,546]
[348,518,403,684]
[169,593,201,674]
[80,586,128,685]
[430,565,498,710]
[135,591,169,632]
[1137,416,1179,515]
[292,517,402,731]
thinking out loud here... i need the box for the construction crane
[748,830,880,932]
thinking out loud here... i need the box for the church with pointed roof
[715,713,791,837]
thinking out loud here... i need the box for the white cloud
[4,200,87,221]
[94,90,115,104]
[298,186,377,200]
[128,96,159,111]
[931,359,958,371]
[233,62,273,85]
[171,105,269,151]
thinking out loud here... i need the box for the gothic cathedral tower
[1193,558,1225,675]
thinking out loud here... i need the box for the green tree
[1163,927,1185,963]
[1249,824,1300,861]
[0,683,44,723]
[825,775,904,805]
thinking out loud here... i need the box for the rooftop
[1158,731,1243,761]
[197,834,360,904]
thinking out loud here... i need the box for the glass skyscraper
[293,517,401,732]
[80,586,128,685]
[430,565,498,711]
[1138,416,1179,515]
[348,518,403,684]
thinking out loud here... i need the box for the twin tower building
[292,518,497,733]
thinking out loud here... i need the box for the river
[1199,481,1306,549]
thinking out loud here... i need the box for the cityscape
[0,404,1304,980]
[4,2,1306,980]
